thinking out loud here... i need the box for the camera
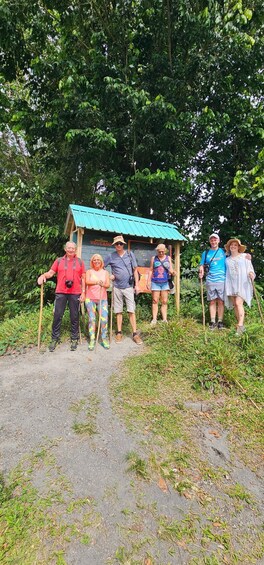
[204,264,210,276]
[129,275,135,286]
[65,280,73,289]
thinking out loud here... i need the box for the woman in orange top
[85,254,110,350]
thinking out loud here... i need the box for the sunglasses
[115,242,124,246]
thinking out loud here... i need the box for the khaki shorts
[113,287,135,313]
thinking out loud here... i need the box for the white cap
[209,233,220,241]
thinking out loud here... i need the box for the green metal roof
[66,204,186,242]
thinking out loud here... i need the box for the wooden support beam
[76,228,84,257]
[174,242,180,313]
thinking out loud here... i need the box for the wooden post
[76,228,84,257]
[174,242,180,313]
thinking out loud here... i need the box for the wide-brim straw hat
[224,238,246,253]
[112,235,126,245]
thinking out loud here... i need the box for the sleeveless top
[86,269,108,301]
[151,256,171,284]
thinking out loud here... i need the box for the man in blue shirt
[104,235,143,344]
[199,233,226,330]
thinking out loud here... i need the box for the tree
[0,0,263,317]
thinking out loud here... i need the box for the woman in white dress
[224,238,255,334]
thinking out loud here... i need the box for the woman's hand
[248,271,255,281]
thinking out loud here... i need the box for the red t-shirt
[51,255,86,294]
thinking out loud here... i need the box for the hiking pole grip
[38,283,44,352]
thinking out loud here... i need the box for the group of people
[199,233,255,335]
[37,235,143,352]
[37,231,256,351]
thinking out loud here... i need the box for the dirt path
[0,340,263,564]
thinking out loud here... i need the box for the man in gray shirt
[104,235,143,344]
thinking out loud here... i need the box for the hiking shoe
[217,321,224,330]
[49,339,59,352]
[235,326,245,336]
[115,333,123,343]
[209,322,217,330]
[88,340,95,351]
[70,339,78,351]
[101,339,110,349]
[133,333,143,345]
[150,319,157,326]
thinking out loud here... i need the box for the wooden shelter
[65,204,187,311]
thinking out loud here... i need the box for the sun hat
[224,238,246,253]
[112,235,126,245]
[209,233,220,241]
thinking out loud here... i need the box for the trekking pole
[95,286,102,352]
[37,283,44,352]
[79,302,83,345]
[200,277,207,343]
[252,281,264,323]
[110,286,114,344]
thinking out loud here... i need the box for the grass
[1,290,264,564]
[69,393,100,436]
[0,443,101,564]
[112,315,263,463]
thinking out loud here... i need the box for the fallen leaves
[158,477,168,492]
[209,430,221,438]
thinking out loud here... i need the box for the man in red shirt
[38,241,86,351]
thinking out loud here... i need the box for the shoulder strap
[119,252,133,275]
[204,249,218,265]
[156,256,170,272]
[57,256,82,270]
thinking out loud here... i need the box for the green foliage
[0,0,264,313]
[0,304,73,355]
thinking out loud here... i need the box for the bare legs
[231,296,245,328]
[209,298,224,322]
[116,312,137,333]
[152,290,169,322]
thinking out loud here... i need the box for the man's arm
[38,269,56,285]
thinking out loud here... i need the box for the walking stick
[110,286,114,344]
[38,283,44,352]
[79,302,83,345]
[252,281,264,323]
[200,278,207,343]
[95,286,102,352]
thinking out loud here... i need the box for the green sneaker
[88,340,95,351]
[49,339,59,352]
[101,339,110,349]
[70,339,78,351]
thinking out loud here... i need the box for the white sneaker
[150,319,157,326]
[235,326,245,336]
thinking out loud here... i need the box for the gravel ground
[0,338,263,565]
